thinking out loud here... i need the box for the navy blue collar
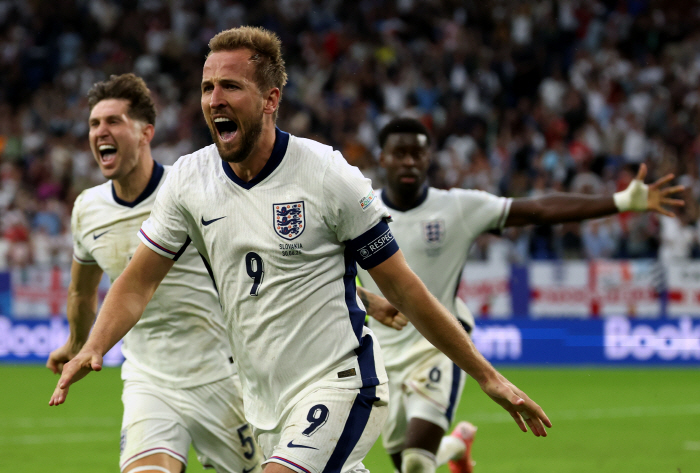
[221,127,290,190]
[112,160,164,208]
[380,185,429,211]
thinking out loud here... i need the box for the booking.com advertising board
[1,262,700,365]
[1,315,699,366]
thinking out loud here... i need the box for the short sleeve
[139,168,191,259]
[71,192,97,265]
[454,189,512,233]
[323,151,398,269]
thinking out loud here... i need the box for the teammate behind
[51,28,551,473]
[47,73,261,473]
[357,117,684,473]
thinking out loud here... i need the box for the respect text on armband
[358,229,395,259]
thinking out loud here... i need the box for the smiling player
[51,28,552,473]
[47,73,261,473]
[357,117,685,473]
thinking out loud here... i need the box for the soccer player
[356,117,685,473]
[50,27,551,473]
[46,73,261,473]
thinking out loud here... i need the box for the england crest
[422,219,445,244]
[274,201,305,240]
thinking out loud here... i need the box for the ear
[378,151,388,169]
[141,123,155,144]
[263,88,281,116]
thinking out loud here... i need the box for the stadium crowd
[1,0,700,269]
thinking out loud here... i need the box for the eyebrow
[89,114,124,123]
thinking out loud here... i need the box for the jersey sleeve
[454,189,512,234]
[323,151,399,269]
[138,167,191,259]
[71,192,97,265]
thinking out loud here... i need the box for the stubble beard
[212,110,265,164]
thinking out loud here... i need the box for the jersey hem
[120,447,188,471]
[73,254,98,265]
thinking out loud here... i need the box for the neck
[113,152,154,202]
[384,184,427,211]
[227,122,276,183]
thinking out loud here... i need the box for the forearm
[357,286,380,315]
[508,194,617,226]
[82,274,155,355]
[65,290,98,349]
[374,263,497,384]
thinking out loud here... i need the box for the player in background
[356,117,685,473]
[46,73,261,473]
[50,27,551,473]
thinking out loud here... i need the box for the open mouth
[214,117,238,142]
[98,144,117,165]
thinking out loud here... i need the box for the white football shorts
[382,349,466,454]
[120,374,262,472]
[256,383,389,473]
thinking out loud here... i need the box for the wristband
[613,179,648,212]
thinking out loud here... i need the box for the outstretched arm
[368,250,551,436]
[47,261,103,374]
[505,164,684,227]
[49,243,174,405]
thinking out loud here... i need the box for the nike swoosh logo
[242,467,256,473]
[93,230,110,240]
[201,216,226,226]
[287,440,318,450]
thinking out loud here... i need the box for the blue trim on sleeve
[221,128,290,190]
[112,161,164,208]
[345,220,399,270]
[343,246,366,342]
[322,385,379,473]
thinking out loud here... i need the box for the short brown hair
[208,26,288,119]
[87,73,156,126]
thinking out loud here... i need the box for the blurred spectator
[1,0,699,267]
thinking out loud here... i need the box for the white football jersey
[139,129,396,430]
[357,187,511,368]
[72,162,235,389]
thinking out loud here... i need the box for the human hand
[46,341,82,374]
[49,349,103,406]
[365,292,409,331]
[640,164,685,217]
[479,372,552,437]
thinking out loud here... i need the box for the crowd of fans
[2,0,700,270]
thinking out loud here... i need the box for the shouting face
[88,98,152,181]
[201,49,268,164]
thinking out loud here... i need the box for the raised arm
[367,250,551,436]
[47,261,103,374]
[505,164,684,227]
[49,243,174,405]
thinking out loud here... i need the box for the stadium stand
[0,0,699,270]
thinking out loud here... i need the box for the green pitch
[1,366,698,472]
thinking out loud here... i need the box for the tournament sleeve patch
[359,189,377,211]
[346,220,400,269]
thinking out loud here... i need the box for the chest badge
[422,219,445,244]
[274,201,305,240]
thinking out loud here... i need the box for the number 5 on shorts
[302,404,329,437]
[237,424,256,459]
